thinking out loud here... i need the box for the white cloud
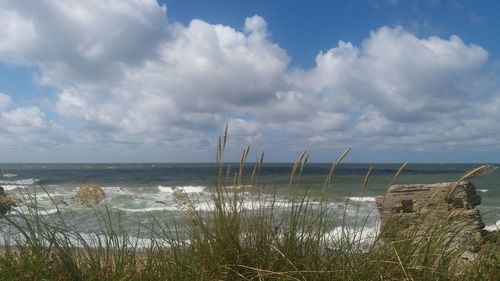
[0,94,64,148]
[295,26,488,120]
[279,26,495,151]
[52,14,289,147]
[0,8,37,64]
[228,118,261,137]
[0,0,498,161]
[0,93,12,109]
[0,0,170,85]
[0,106,64,148]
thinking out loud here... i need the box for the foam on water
[347,196,377,202]
[103,186,127,192]
[102,186,136,196]
[12,178,39,185]
[3,173,18,178]
[157,185,174,193]
[177,185,207,193]
[12,206,60,216]
[0,178,39,190]
[32,192,69,200]
[224,185,253,190]
[41,208,60,215]
[325,225,380,248]
[484,220,499,231]
[478,189,488,193]
[116,206,178,213]
[158,185,206,193]
[2,185,23,191]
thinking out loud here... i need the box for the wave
[2,185,22,191]
[477,189,488,193]
[484,220,499,231]
[0,178,39,188]
[158,185,206,194]
[325,225,380,249]
[347,196,376,202]
[270,226,380,250]
[194,198,306,212]
[3,173,18,178]
[12,206,60,216]
[15,178,39,185]
[41,208,60,215]
[116,206,178,213]
[102,186,136,195]
[224,185,253,190]
[32,192,68,199]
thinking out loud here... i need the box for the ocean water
[0,163,499,245]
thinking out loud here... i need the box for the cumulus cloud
[0,93,58,146]
[0,105,64,148]
[0,0,170,85]
[0,8,37,64]
[0,0,498,161]
[280,26,494,151]
[52,14,289,147]
[295,27,488,118]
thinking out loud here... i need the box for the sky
[0,0,499,163]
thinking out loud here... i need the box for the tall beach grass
[0,134,498,280]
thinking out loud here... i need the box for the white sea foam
[178,185,206,193]
[224,185,253,190]
[16,178,38,185]
[484,220,500,231]
[102,186,135,195]
[41,208,60,215]
[1,178,39,186]
[103,186,125,192]
[347,196,377,202]
[190,201,212,212]
[269,225,379,251]
[158,185,206,193]
[193,197,294,212]
[12,206,60,216]
[477,189,488,193]
[241,200,266,210]
[116,206,177,213]
[158,185,175,193]
[3,173,17,178]
[33,192,67,199]
[326,225,379,246]
[2,185,22,191]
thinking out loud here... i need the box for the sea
[0,163,498,246]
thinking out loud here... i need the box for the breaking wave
[158,185,206,193]
[347,196,376,202]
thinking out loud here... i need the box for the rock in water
[73,184,105,207]
[376,181,488,259]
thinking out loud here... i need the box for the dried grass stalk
[73,184,105,207]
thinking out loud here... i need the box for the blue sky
[165,0,500,66]
[0,0,499,163]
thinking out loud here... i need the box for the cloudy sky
[0,0,499,163]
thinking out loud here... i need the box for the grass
[0,137,498,280]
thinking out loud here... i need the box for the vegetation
[0,133,498,280]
